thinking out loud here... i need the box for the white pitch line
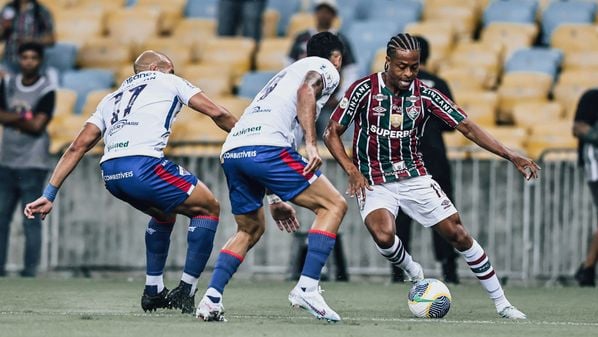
[1,311,597,327]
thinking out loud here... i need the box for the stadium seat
[54,8,105,46]
[61,69,115,114]
[541,0,596,45]
[473,126,527,154]
[511,102,564,131]
[184,0,218,18]
[345,20,403,76]
[172,18,217,62]
[482,0,537,26]
[453,90,498,120]
[504,47,563,79]
[553,69,598,117]
[53,89,78,116]
[106,7,161,48]
[562,50,598,71]
[47,114,91,153]
[44,43,78,73]
[199,37,256,84]
[80,89,112,116]
[497,72,553,123]
[360,0,422,25]
[370,48,386,73]
[267,0,302,36]
[422,2,478,39]
[438,67,487,92]
[76,0,126,11]
[526,121,577,159]
[238,71,277,99]
[115,65,134,85]
[447,42,502,88]
[405,21,455,71]
[135,0,186,34]
[170,106,228,144]
[255,38,292,71]
[480,22,539,60]
[178,64,233,85]
[141,38,192,67]
[550,24,598,53]
[262,8,281,39]
[460,102,496,127]
[77,38,132,73]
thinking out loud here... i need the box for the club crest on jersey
[390,113,403,127]
[372,105,387,115]
[339,97,349,109]
[406,105,420,120]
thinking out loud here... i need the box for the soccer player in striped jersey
[195,32,347,323]
[324,33,540,319]
[23,51,238,313]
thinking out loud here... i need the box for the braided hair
[386,33,420,58]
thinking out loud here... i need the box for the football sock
[208,250,243,296]
[460,240,510,311]
[376,235,417,273]
[181,273,198,296]
[182,215,218,294]
[298,230,336,290]
[145,218,174,294]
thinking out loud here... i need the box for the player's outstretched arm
[297,70,324,174]
[323,120,372,205]
[24,123,102,220]
[187,92,238,132]
[456,118,540,180]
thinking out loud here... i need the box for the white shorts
[359,175,458,227]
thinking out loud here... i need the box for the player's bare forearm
[0,110,20,124]
[212,111,237,133]
[49,123,102,188]
[323,120,357,175]
[456,119,512,160]
[188,92,237,132]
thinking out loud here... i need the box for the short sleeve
[421,86,467,128]
[330,77,371,127]
[169,75,202,105]
[318,60,341,96]
[85,97,108,135]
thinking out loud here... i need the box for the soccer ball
[407,278,452,318]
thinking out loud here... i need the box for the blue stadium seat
[61,69,115,114]
[44,43,78,74]
[541,0,596,44]
[360,0,422,24]
[237,71,277,99]
[483,0,537,26]
[344,20,403,77]
[504,47,563,78]
[185,0,218,18]
[267,0,301,36]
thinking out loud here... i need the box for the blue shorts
[100,156,198,214]
[222,146,321,215]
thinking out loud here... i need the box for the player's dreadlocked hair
[386,33,421,58]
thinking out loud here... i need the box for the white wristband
[266,194,282,204]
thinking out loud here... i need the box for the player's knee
[329,193,348,218]
[446,224,471,250]
[188,197,220,218]
[374,228,396,248]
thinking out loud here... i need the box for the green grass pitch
[0,277,596,337]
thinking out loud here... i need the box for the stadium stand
[238,71,277,99]
[61,69,115,115]
[184,0,218,18]
[44,42,78,73]
[255,38,292,71]
[541,0,596,44]
[482,0,537,26]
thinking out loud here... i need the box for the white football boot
[288,286,341,322]
[498,305,527,319]
[196,294,226,322]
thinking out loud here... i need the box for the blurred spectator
[391,36,459,284]
[0,0,55,74]
[0,42,56,277]
[572,89,598,287]
[287,0,358,140]
[217,0,267,41]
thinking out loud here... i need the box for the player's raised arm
[455,118,540,180]
[187,92,238,132]
[24,122,102,219]
[297,70,324,174]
